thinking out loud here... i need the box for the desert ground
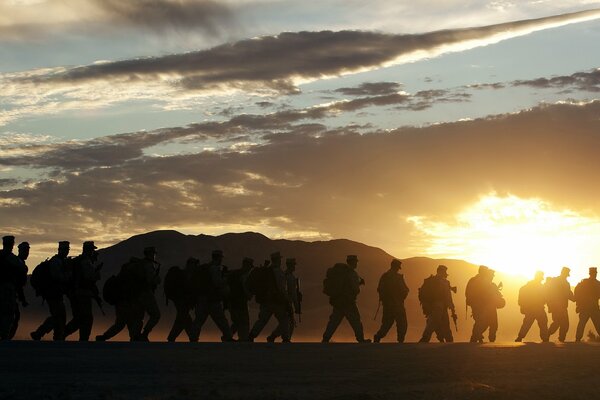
[1,341,599,400]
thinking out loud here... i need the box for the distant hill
[19,230,545,342]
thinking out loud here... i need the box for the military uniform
[167,259,200,342]
[9,243,29,339]
[516,272,549,342]
[419,266,456,343]
[226,258,253,342]
[65,241,101,341]
[0,236,21,340]
[575,268,600,342]
[268,258,301,342]
[467,267,503,343]
[249,252,291,342]
[192,250,232,341]
[374,260,409,343]
[322,255,369,343]
[31,242,71,341]
[547,268,575,342]
[97,301,143,341]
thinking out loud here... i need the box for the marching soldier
[574,267,600,342]
[546,267,575,342]
[9,242,30,339]
[374,259,409,343]
[137,246,162,341]
[227,257,254,342]
[322,255,371,343]
[516,271,549,342]
[0,235,22,340]
[267,257,302,342]
[419,265,457,343]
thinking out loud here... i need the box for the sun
[408,193,600,282]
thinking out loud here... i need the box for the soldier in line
[226,257,254,342]
[248,252,291,342]
[466,266,504,343]
[419,265,457,343]
[574,267,600,342]
[0,235,23,340]
[546,267,575,342]
[192,250,233,342]
[9,242,30,339]
[31,241,71,341]
[267,257,302,342]
[165,257,199,342]
[516,271,549,342]
[374,259,409,343]
[136,246,162,341]
[64,241,102,341]
[322,255,371,343]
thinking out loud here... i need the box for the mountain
[18,230,538,342]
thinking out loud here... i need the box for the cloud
[512,68,600,92]
[2,8,599,124]
[3,100,600,257]
[334,82,402,96]
[0,0,235,41]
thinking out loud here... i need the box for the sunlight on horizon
[408,193,600,283]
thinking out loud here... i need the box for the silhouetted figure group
[3,233,600,343]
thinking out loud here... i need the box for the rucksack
[188,263,212,296]
[164,266,186,303]
[118,257,146,299]
[102,275,124,305]
[30,258,53,297]
[247,266,277,303]
[418,275,438,313]
[323,263,351,299]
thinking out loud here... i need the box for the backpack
[102,275,124,305]
[118,257,146,299]
[189,263,212,296]
[247,266,277,303]
[418,275,438,313]
[30,258,53,297]
[323,263,351,299]
[164,266,186,303]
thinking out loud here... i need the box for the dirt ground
[1,341,599,400]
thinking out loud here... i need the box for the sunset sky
[2,0,600,280]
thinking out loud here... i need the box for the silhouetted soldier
[466,266,504,343]
[419,265,457,343]
[374,259,409,343]
[135,246,162,341]
[165,257,199,342]
[64,241,101,341]
[31,241,71,341]
[574,267,600,342]
[0,235,22,340]
[516,271,549,342]
[96,257,147,342]
[546,267,575,342]
[192,250,233,342]
[268,257,302,342]
[249,252,292,342]
[322,255,371,343]
[227,257,254,342]
[9,242,30,339]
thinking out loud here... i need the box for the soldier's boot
[266,334,276,343]
[321,336,330,343]
[515,337,523,342]
[95,334,107,342]
[30,331,42,341]
[357,338,372,343]
[373,335,381,343]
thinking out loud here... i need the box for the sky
[3,0,600,281]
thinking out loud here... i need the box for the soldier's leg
[345,302,368,342]
[192,297,210,340]
[589,310,600,338]
[64,296,81,339]
[548,311,560,337]
[230,302,250,341]
[272,304,290,342]
[536,310,549,342]
[75,296,93,341]
[558,309,569,342]
[140,291,161,338]
[268,312,295,342]
[419,311,437,343]
[488,309,498,342]
[168,301,188,342]
[439,309,453,342]
[516,314,535,341]
[32,298,66,340]
[0,285,16,339]
[396,305,408,343]
[470,307,485,342]
[249,304,273,340]
[208,301,233,340]
[99,304,127,341]
[575,312,590,341]
[322,305,344,342]
[374,305,394,342]
[8,304,20,340]
[127,302,145,341]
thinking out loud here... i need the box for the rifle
[374,300,381,321]
[451,309,458,332]
[94,294,106,316]
[295,277,303,323]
